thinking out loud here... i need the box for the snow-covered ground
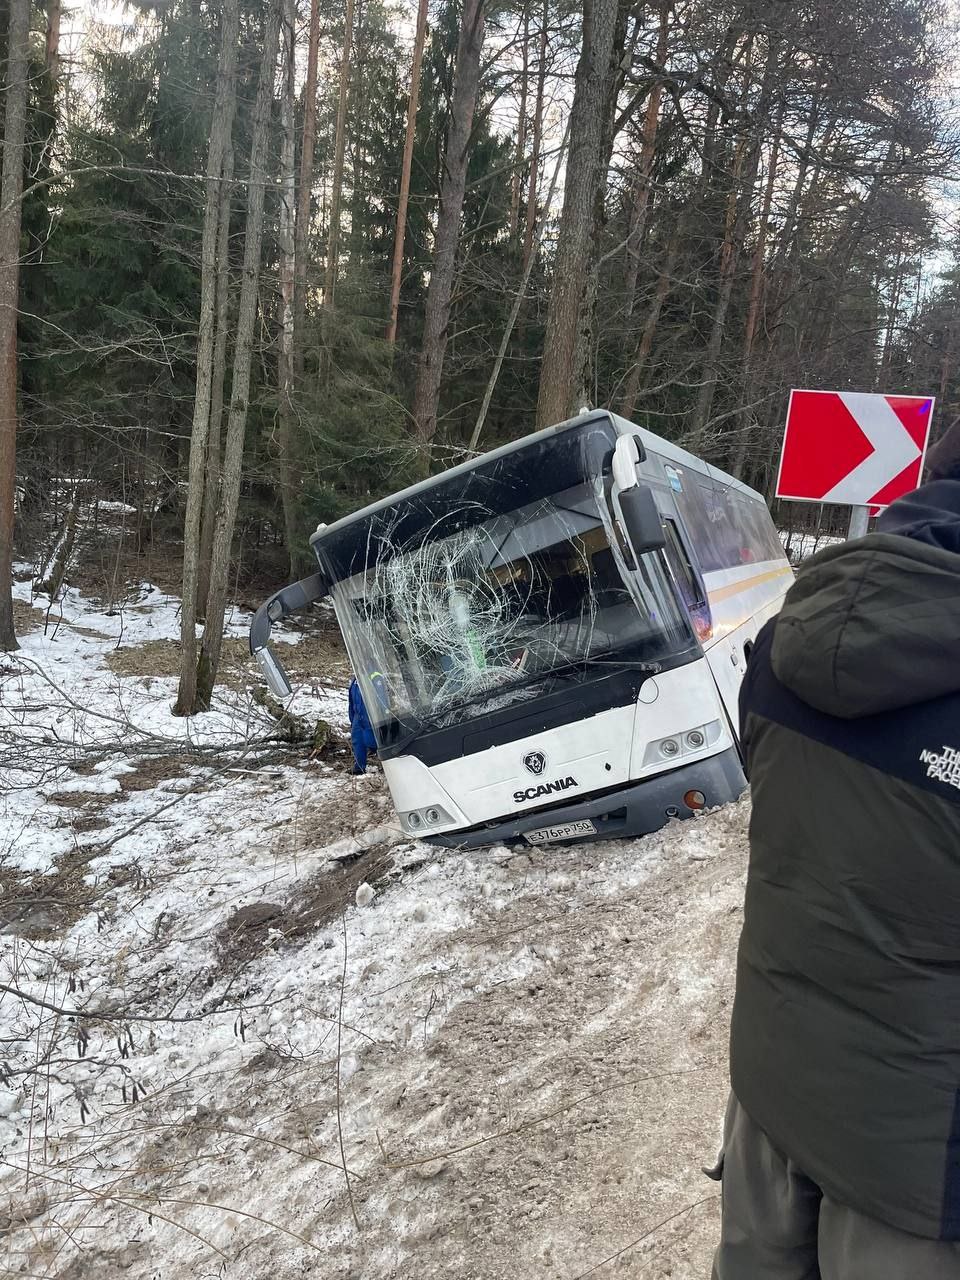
[779,529,842,564]
[1,575,747,1279]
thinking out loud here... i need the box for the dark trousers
[712,1094,960,1279]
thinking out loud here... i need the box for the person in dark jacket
[348,677,378,775]
[713,422,960,1277]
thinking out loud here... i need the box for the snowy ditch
[1,573,748,1279]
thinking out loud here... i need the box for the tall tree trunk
[293,0,320,374]
[277,0,299,578]
[386,0,429,344]
[732,102,786,481]
[469,117,571,453]
[687,40,775,454]
[175,0,239,712]
[621,0,668,321]
[617,233,678,419]
[520,0,549,277]
[197,137,233,620]
[324,0,355,308]
[880,238,905,387]
[195,0,280,710]
[742,105,784,362]
[508,5,529,244]
[45,0,60,79]
[410,0,486,451]
[535,0,621,429]
[572,0,630,409]
[0,0,31,651]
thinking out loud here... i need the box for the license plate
[524,818,597,845]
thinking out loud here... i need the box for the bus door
[656,496,744,743]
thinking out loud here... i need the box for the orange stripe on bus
[707,565,794,605]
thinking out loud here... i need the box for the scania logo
[523,751,547,776]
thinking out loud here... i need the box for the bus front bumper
[424,747,746,849]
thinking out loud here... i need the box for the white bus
[251,410,793,848]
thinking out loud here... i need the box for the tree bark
[45,0,61,79]
[293,0,320,373]
[520,0,549,277]
[410,0,486,451]
[175,0,239,712]
[194,0,281,712]
[621,1,668,321]
[535,0,621,429]
[0,0,31,652]
[687,39,776,454]
[469,117,571,453]
[572,0,630,410]
[386,0,429,344]
[617,233,678,419]
[277,0,299,578]
[197,137,233,620]
[743,103,784,362]
[508,5,529,244]
[324,0,355,309]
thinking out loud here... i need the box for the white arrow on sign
[821,391,921,504]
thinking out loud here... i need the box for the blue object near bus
[348,674,387,774]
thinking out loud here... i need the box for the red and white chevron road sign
[776,389,935,507]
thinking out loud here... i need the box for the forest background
[1,0,958,709]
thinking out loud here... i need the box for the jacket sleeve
[739,620,777,781]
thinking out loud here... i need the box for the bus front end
[259,412,743,848]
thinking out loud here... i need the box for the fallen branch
[336,912,361,1232]
[0,981,285,1026]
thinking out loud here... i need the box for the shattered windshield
[321,423,694,744]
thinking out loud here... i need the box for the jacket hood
[772,487,960,718]
[875,479,960,554]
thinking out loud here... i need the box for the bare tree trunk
[197,138,233,620]
[572,0,630,409]
[732,101,786,482]
[194,0,281,712]
[617,233,678,419]
[386,0,429,344]
[521,0,549,277]
[743,106,784,361]
[410,0,486,451]
[508,5,529,244]
[324,0,355,309]
[293,0,320,373]
[0,0,31,652]
[469,117,571,453]
[277,0,299,578]
[621,0,668,321]
[880,238,905,386]
[535,0,621,429]
[175,0,239,712]
[687,40,776,454]
[45,0,61,79]
[39,485,81,600]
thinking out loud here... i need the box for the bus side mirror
[249,569,329,700]
[618,485,666,554]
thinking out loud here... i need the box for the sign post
[776,390,935,541]
[847,505,870,541]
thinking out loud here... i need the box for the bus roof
[309,409,767,550]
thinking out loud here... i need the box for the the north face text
[919,745,960,792]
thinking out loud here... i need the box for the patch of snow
[0,572,745,1279]
[780,529,843,564]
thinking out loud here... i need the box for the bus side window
[662,517,713,643]
[662,517,705,611]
